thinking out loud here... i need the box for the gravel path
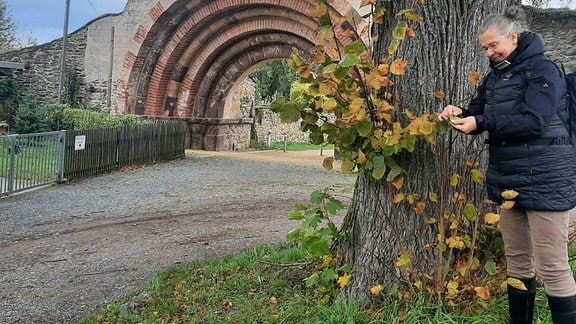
[0,150,356,323]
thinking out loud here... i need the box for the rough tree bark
[337,0,515,302]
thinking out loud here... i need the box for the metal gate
[0,131,65,197]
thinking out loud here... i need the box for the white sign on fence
[74,135,86,150]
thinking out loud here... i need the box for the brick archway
[120,0,365,149]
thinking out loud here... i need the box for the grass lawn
[79,242,564,323]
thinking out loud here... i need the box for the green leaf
[310,190,325,205]
[279,104,301,123]
[321,268,339,283]
[386,166,403,182]
[392,21,408,40]
[484,260,498,276]
[305,273,319,287]
[344,42,366,55]
[310,132,325,145]
[356,120,373,137]
[341,160,356,174]
[340,129,357,146]
[340,54,360,68]
[372,164,386,180]
[463,203,478,221]
[288,211,304,220]
[326,198,344,215]
[388,39,400,55]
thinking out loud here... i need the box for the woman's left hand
[450,116,477,134]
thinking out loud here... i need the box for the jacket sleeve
[475,60,565,138]
[461,75,487,135]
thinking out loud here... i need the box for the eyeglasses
[481,28,512,52]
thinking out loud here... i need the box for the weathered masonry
[0,0,366,150]
[0,2,574,150]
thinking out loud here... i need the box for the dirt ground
[0,149,352,324]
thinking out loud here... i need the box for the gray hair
[478,5,530,37]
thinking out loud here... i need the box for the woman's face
[479,26,518,62]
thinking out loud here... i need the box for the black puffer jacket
[462,32,576,211]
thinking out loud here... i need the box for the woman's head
[478,6,529,62]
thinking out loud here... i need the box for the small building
[0,120,8,135]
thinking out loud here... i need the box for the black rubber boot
[508,277,536,324]
[547,294,576,324]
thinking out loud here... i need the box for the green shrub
[13,92,46,134]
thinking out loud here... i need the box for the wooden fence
[64,120,187,180]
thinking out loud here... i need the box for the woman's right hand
[438,105,463,121]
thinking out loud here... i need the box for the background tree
[0,0,18,53]
[249,60,298,104]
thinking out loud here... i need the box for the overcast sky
[5,0,128,44]
[4,0,575,45]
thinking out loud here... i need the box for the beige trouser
[499,207,576,297]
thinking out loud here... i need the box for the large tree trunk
[337,0,516,302]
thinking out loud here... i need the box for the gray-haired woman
[439,5,576,324]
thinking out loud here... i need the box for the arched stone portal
[118,0,365,150]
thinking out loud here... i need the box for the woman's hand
[450,116,477,134]
[438,105,463,121]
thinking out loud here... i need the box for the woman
[439,5,576,324]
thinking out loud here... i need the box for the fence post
[56,131,66,183]
[7,136,15,195]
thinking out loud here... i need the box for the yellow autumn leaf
[474,286,491,301]
[501,200,516,210]
[358,150,367,166]
[446,281,459,298]
[446,236,465,250]
[435,91,446,100]
[310,4,327,19]
[428,217,436,224]
[468,71,481,86]
[450,173,460,187]
[484,212,500,225]
[507,278,528,291]
[501,190,519,200]
[360,0,377,7]
[323,157,334,171]
[391,176,404,190]
[370,284,384,295]
[269,296,278,307]
[414,280,422,290]
[390,58,407,76]
[405,26,416,38]
[414,201,426,216]
[338,274,352,288]
[377,63,389,76]
[429,192,438,203]
[395,252,412,267]
[393,193,405,204]
[349,97,365,113]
